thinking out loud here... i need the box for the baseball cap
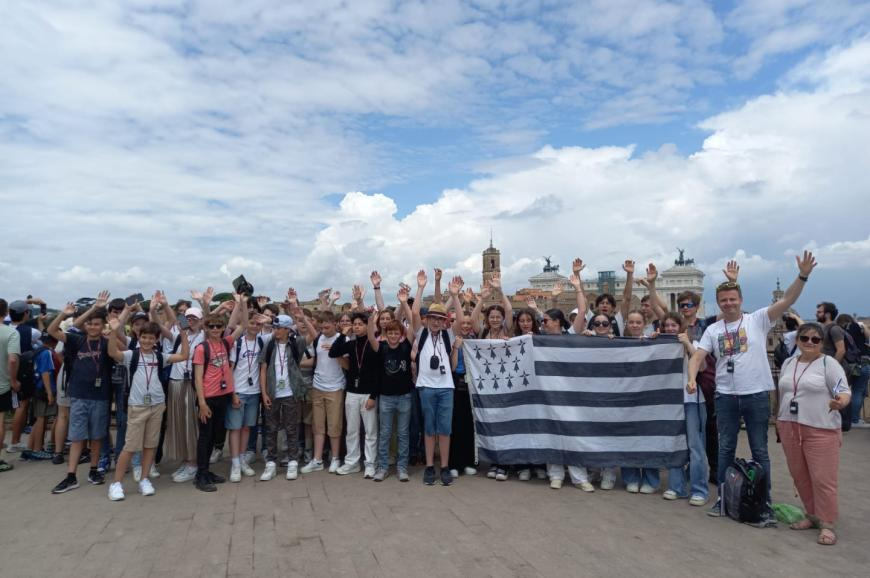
[273,314,295,329]
[185,307,203,319]
[131,312,149,322]
[8,300,29,315]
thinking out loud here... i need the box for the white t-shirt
[273,341,294,399]
[230,334,270,396]
[698,307,774,395]
[783,330,797,356]
[122,349,169,406]
[166,327,204,381]
[312,333,345,392]
[414,327,455,389]
[778,355,849,429]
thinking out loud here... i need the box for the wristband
[373,286,381,291]
[798,275,809,282]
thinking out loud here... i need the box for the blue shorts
[69,398,110,442]
[225,393,260,430]
[418,387,454,436]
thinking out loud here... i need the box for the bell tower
[482,231,502,299]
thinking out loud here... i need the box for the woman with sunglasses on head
[777,322,850,546]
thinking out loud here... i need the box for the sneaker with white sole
[534,467,548,480]
[364,464,376,479]
[639,484,656,494]
[133,465,142,482]
[464,467,477,476]
[576,482,595,492]
[662,489,679,500]
[138,478,155,496]
[550,479,563,489]
[486,466,497,479]
[689,494,708,507]
[328,458,341,473]
[240,459,255,477]
[171,464,187,478]
[373,468,388,482]
[230,463,242,483]
[337,462,361,475]
[108,481,125,501]
[149,464,160,478]
[397,469,409,482]
[5,442,27,453]
[300,459,324,474]
[450,469,459,478]
[495,468,508,481]
[210,448,223,464]
[600,470,617,490]
[172,464,197,483]
[260,461,277,481]
[518,469,531,481]
[286,461,298,480]
[852,419,870,429]
[626,482,640,493]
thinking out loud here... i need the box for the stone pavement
[1,427,868,578]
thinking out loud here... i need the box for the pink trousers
[777,420,842,526]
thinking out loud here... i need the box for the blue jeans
[621,467,660,489]
[668,402,709,498]
[715,391,771,495]
[418,387,454,436]
[850,363,870,423]
[100,377,127,461]
[378,393,412,470]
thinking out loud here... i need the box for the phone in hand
[126,293,145,306]
[178,315,190,330]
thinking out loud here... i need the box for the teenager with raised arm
[688,251,818,518]
[368,286,415,482]
[446,277,479,480]
[370,271,386,312]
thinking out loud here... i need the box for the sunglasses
[207,324,224,330]
[678,302,697,309]
[592,320,611,328]
[798,335,822,344]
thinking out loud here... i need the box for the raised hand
[399,282,411,294]
[397,285,410,303]
[370,270,382,287]
[525,296,538,310]
[286,287,298,304]
[434,268,443,283]
[190,289,203,301]
[489,273,502,290]
[253,313,272,325]
[569,274,582,290]
[622,260,635,276]
[108,318,121,332]
[723,260,739,283]
[203,287,215,305]
[481,281,493,300]
[646,263,658,283]
[318,288,331,308]
[416,269,427,288]
[95,290,110,308]
[330,290,341,304]
[448,276,463,296]
[233,292,243,304]
[256,295,268,308]
[796,250,817,278]
[572,258,585,276]
[62,302,76,317]
[551,281,563,299]
[463,287,475,304]
[352,284,364,302]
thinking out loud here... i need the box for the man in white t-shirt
[300,310,346,474]
[688,251,817,516]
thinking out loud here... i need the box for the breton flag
[462,334,688,468]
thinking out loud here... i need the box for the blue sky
[1,0,869,317]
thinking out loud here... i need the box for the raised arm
[396,285,415,342]
[620,260,635,319]
[73,290,110,329]
[636,263,667,318]
[229,294,247,340]
[768,251,817,322]
[290,305,318,345]
[48,302,76,343]
[411,269,427,334]
[370,271,385,311]
[489,273,512,330]
[352,284,366,311]
[470,282,490,334]
[433,268,443,305]
[167,328,190,364]
[366,307,381,351]
[106,319,126,363]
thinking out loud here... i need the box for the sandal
[789,518,815,531]
[817,528,837,546]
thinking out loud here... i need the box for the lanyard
[142,352,156,392]
[355,338,367,372]
[84,339,102,371]
[243,336,256,375]
[723,315,744,358]
[430,330,442,363]
[792,357,818,397]
[277,343,287,377]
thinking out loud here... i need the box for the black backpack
[773,338,796,369]
[14,326,38,396]
[234,335,266,369]
[123,349,167,410]
[263,333,302,368]
[722,458,768,524]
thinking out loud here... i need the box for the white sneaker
[364,464,376,479]
[209,448,223,464]
[639,484,656,494]
[852,419,870,429]
[626,482,640,493]
[662,489,679,500]
[138,478,155,496]
[260,461,277,481]
[286,461,298,480]
[172,464,197,483]
[108,481,125,501]
[132,465,142,482]
[689,494,708,507]
[518,469,531,481]
[464,467,478,476]
[5,442,27,453]
[300,459,324,474]
[240,458,255,477]
[450,469,459,478]
[576,481,595,492]
[171,464,187,478]
[328,458,341,473]
[149,464,160,478]
[337,462,361,475]
[550,479,563,489]
[534,467,548,480]
[230,463,242,483]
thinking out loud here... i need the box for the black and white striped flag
[463,334,688,468]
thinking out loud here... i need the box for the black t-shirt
[329,334,381,397]
[377,340,413,396]
[65,333,113,401]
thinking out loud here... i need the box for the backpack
[773,338,796,369]
[24,347,50,400]
[14,326,38,396]
[414,327,452,367]
[263,334,301,369]
[124,349,167,411]
[722,458,768,524]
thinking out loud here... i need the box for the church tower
[482,233,502,301]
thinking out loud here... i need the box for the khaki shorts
[311,389,343,437]
[124,403,166,452]
[33,397,58,418]
[302,398,313,426]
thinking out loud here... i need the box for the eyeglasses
[798,335,822,344]
[678,302,696,309]
[207,324,224,329]
[592,320,611,328]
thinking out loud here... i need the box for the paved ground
[1,426,868,578]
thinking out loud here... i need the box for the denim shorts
[418,387,454,436]
[69,398,110,442]
[225,393,260,430]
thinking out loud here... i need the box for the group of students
[1,250,866,546]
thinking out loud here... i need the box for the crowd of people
[1,250,868,547]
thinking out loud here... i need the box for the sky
[1,0,869,317]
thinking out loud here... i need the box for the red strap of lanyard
[85,339,102,370]
[355,338,367,371]
[142,353,155,392]
[792,357,817,397]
